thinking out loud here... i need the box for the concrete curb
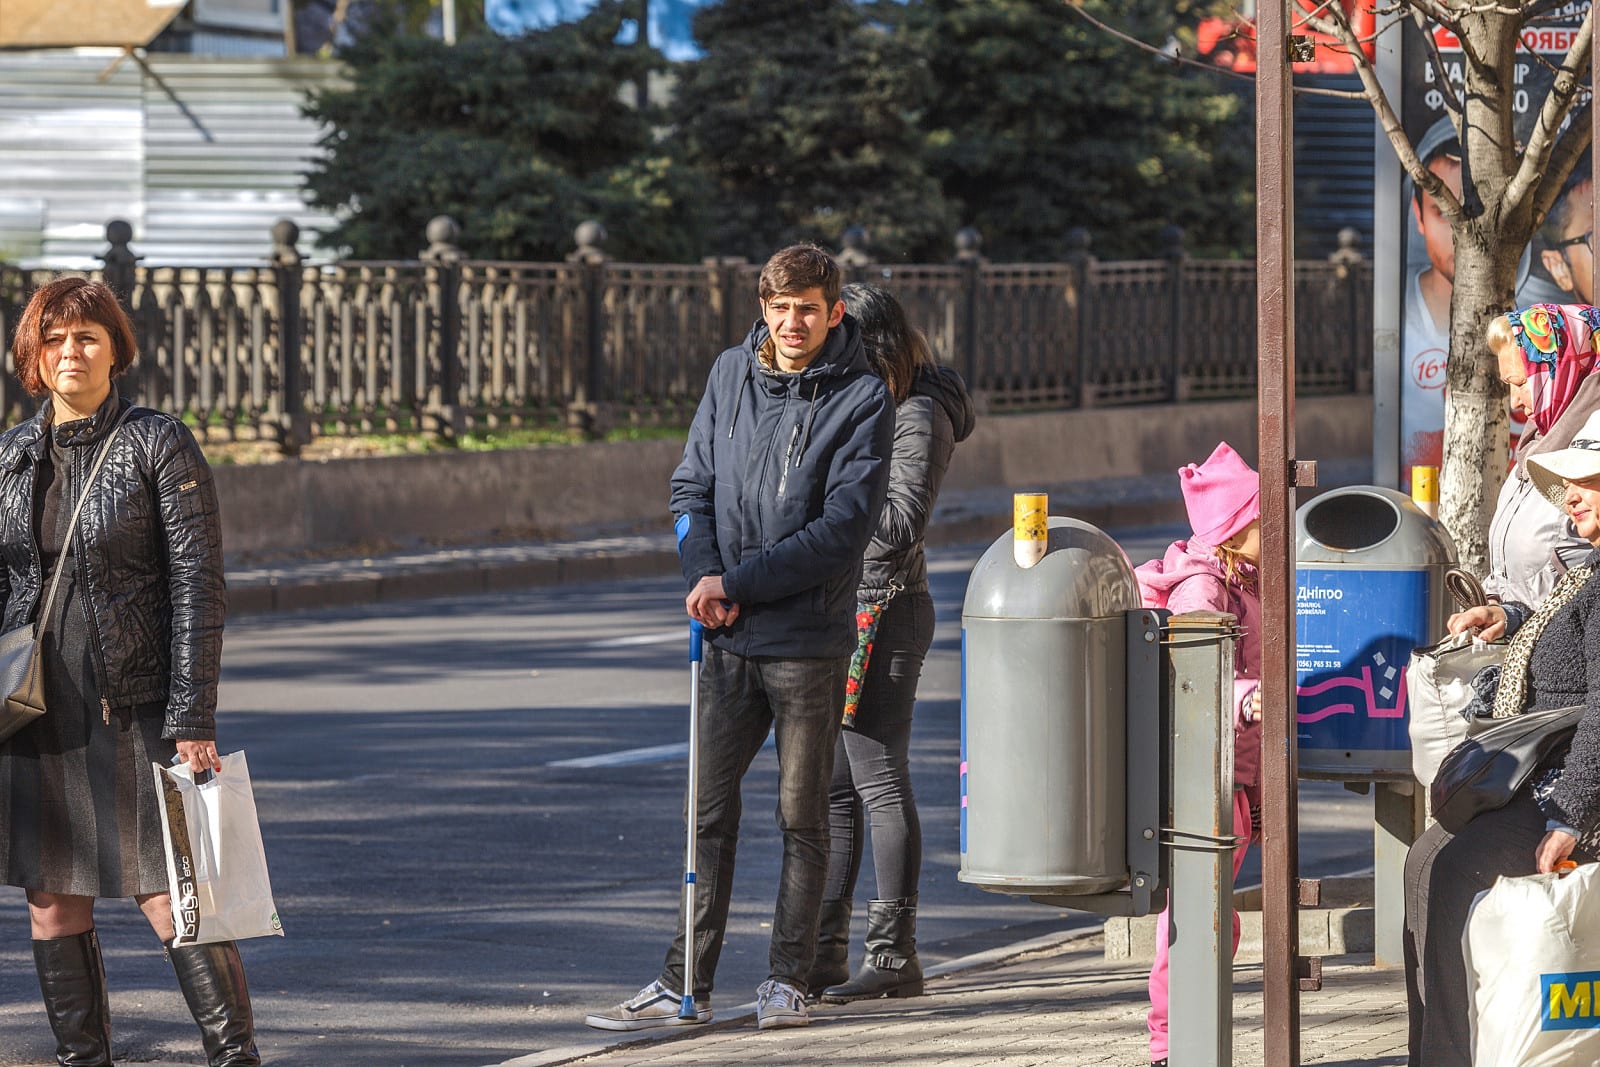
[485,925,1104,1067]
[227,550,681,616]
[222,458,1373,619]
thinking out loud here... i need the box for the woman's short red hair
[10,278,138,397]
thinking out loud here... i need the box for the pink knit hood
[1180,442,1260,546]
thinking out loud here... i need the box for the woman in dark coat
[807,284,976,1002]
[1405,406,1600,1065]
[0,278,257,1065]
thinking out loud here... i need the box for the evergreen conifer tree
[303,1,703,260]
[672,0,951,262]
[911,0,1252,260]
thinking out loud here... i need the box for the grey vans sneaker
[584,980,711,1031]
[755,978,809,1031]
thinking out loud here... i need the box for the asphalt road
[0,533,1377,1066]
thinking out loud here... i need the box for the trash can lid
[963,517,1141,621]
[1296,486,1457,565]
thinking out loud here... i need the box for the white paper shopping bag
[154,750,285,946]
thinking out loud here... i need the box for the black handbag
[0,407,132,743]
[1429,703,1585,833]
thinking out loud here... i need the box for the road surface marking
[548,734,775,769]
[590,631,685,649]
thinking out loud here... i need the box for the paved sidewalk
[496,930,1408,1067]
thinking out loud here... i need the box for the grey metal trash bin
[1295,486,1457,779]
[959,517,1142,895]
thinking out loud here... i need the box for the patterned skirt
[0,569,176,897]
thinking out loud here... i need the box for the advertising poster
[1295,568,1427,761]
[1398,12,1591,490]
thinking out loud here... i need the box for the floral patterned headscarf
[1504,303,1600,435]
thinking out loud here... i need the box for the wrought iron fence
[0,219,1372,453]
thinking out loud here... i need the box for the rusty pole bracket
[1297,878,1322,908]
[1293,460,1318,489]
[1297,955,1324,992]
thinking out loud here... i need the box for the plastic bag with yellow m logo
[1466,863,1600,1065]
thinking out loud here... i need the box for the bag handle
[32,405,135,635]
[1445,568,1487,612]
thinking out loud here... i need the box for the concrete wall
[942,394,1371,496]
[214,394,1374,560]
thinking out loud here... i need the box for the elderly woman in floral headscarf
[1463,303,1600,637]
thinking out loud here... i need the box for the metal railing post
[566,220,610,440]
[100,220,139,308]
[100,220,142,403]
[1164,610,1237,1067]
[1163,225,1188,402]
[420,215,465,441]
[953,227,984,387]
[1065,227,1095,408]
[1329,227,1366,392]
[270,218,309,456]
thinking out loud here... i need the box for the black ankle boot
[821,896,924,1003]
[32,930,113,1067]
[805,899,853,996]
[169,942,260,1066]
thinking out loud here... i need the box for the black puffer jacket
[0,392,226,740]
[671,316,894,658]
[859,365,977,598]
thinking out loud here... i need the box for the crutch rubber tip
[678,994,698,1020]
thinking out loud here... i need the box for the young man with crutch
[585,244,893,1032]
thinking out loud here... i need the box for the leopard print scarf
[1492,562,1597,718]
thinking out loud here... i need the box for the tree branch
[1406,0,1465,34]
[1061,2,1374,100]
[1301,0,1465,220]
[1505,4,1592,214]
[1412,7,1466,119]
[1532,109,1594,226]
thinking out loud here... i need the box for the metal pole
[442,0,457,44]
[1256,2,1305,1065]
[1373,781,1424,967]
[1166,611,1237,1067]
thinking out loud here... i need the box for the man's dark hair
[759,244,842,308]
[1411,139,1462,214]
[1540,153,1593,245]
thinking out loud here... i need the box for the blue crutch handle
[689,619,703,663]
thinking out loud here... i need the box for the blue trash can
[1295,487,1456,780]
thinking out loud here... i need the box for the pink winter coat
[1135,540,1262,801]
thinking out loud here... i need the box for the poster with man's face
[1399,14,1591,490]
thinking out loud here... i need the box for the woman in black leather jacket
[807,284,976,1003]
[0,278,257,1066]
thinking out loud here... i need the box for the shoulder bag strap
[32,405,135,633]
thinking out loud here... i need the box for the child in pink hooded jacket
[1135,441,1263,1067]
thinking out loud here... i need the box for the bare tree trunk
[1438,221,1516,577]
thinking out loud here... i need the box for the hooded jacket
[859,365,976,598]
[1135,539,1262,798]
[671,315,894,658]
[0,391,226,739]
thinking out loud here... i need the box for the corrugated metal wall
[1295,73,1377,259]
[0,48,343,267]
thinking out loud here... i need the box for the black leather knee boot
[821,896,924,1003]
[169,942,260,1067]
[32,929,113,1067]
[805,899,853,996]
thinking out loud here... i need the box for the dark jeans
[1403,793,1595,1066]
[823,591,934,903]
[660,646,847,997]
